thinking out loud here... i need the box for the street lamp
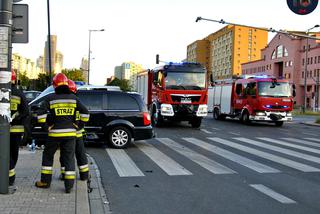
[88,29,104,84]
[47,0,52,85]
[303,24,320,113]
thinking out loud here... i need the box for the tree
[107,78,132,91]
[36,73,50,91]
[18,71,31,90]
[62,68,85,81]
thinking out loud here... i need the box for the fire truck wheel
[152,110,164,127]
[191,118,202,128]
[241,111,251,125]
[108,126,132,149]
[275,121,284,127]
[213,108,220,120]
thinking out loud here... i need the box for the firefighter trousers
[41,137,76,190]
[9,133,22,184]
[60,136,89,180]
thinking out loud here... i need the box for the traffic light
[156,54,159,64]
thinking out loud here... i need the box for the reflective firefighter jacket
[37,93,89,138]
[10,85,29,133]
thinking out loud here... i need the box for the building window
[271,51,276,59]
[318,56,320,63]
[302,71,304,78]
[289,61,293,66]
[276,45,283,58]
[303,58,305,66]
[311,57,313,64]
[284,47,289,57]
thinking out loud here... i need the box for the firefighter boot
[80,171,89,181]
[35,181,51,188]
[9,175,15,186]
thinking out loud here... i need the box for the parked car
[23,90,41,103]
[29,86,154,148]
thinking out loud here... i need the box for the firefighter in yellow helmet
[9,70,30,186]
[35,73,89,193]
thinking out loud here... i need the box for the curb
[87,155,112,214]
[76,180,90,214]
[300,122,320,127]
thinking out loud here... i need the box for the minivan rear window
[108,93,139,110]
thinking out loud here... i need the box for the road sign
[12,4,28,43]
[287,0,318,15]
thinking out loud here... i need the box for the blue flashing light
[283,106,288,108]
[265,105,272,108]
[74,81,85,86]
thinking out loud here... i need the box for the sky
[13,0,320,85]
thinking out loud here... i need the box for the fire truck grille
[171,95,201,103]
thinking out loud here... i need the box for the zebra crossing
[105,136,320,177]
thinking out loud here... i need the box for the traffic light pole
[0,0,13,194]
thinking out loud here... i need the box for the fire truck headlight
[197,105,208,117]
[161,104,174,116]
[286,112,292,117]
[256,112,266,116]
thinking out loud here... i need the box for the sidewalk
[0,148,91,214]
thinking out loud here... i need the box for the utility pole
[0,0,13,194]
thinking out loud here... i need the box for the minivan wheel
[108,126,132,149]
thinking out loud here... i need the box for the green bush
[316,118,320,124]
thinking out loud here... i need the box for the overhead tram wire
[195,17,320,40]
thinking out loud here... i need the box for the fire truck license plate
[181,98,192,104]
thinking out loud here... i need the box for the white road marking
[200,129,212,134]
[156,138,236,174]
[303,133,318,137]
[135,141,192,176]
[250,184,296,204]
[229,132,241,136]
[183,138,280,173]
[235,138,320,164]
[281,138,320,148]
[208,137,320,172]
[304,138,320,143]
[211,128,220,131]
[258,138,320,155]
[106,149,145,177]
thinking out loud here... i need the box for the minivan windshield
[258,81,291,97]
[165,72,206,90]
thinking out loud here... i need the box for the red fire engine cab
[137,62,208,128]
[212,75,294,126]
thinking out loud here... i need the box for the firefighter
[9,70,29,186]
[60,79,89,181]
[35,73,89,193]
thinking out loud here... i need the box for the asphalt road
[87,115,320,214]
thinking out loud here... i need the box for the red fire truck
[211,75,294,126]
[137,62,208,128]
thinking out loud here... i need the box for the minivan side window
[77,93,103,110]
[108,93,140,110]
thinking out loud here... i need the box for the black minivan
[29,87,154,148]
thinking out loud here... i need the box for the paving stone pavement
[0,148,94,214]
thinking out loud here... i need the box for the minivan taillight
[143,112,151,126]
